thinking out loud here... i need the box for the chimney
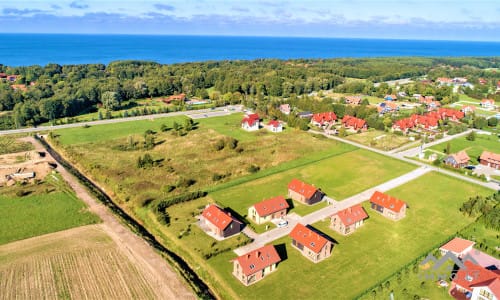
[255,251,260,258]
[247,254,251,259]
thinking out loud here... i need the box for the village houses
[439,237,475,259]
[479,151,500,169]
[287,179,324,205]
[480,99,496,110]
[444,151,471,168]
[369,191,407,221]
[330,204,368,235]
[344,95,362,105]
[451,260,500,300]
[311,112,337,127]
[232,244,281,286]
[241,113,260,131]
[342,115,367,131]
[266,120,283,133]
[248,196,289,225]
[200,204,243,239]
[289,223,333,263]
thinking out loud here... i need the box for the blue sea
[0,34,499,66]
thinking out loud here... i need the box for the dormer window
[249,264,255,269]
[465,275,473,282]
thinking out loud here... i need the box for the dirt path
[26,137,195,299]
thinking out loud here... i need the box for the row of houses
[241,113,284,133]
[309,112,368,132]
[0,73,18,82]
[392,108,464,134]
[444,150,500,169]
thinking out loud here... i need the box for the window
[479,289,493,300]
[249,264,255,270]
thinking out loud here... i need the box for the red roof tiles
[289,224,328,254]
[267,120,281,128]
[287,179,318,199]
[234,244,281,276]
[333,204,368,226]
[201,204,233,231]
[242,113,260,126]
[253,196,289,217]
[440,237,475,254]
[342,115,366,130]
[369,191,406,213]
[311,112,337,126]
[480,151,500,165]
[453,261,500,295]
[345,96,362,105]
[450,151,470,165]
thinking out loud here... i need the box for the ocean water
[0,34,499,66]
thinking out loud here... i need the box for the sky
[0,0,499,41]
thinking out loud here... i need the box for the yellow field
[0,225,159,300]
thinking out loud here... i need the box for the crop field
[206,172,492,300]
[52,114,350,207]
[429,134,500,164]
[0,225,160,300]
[210,149,415,217]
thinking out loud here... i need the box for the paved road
[0,106,242,136]
[234,167,432,256]
[25,137,196,299]
[392,129,472,156]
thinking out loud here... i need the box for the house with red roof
[444,151,471,168]
[345,95,362,105]
[330,204,368,235]
[481,99,496,110]
[266,120,283,133]
[461,105,476,114]
[6,75,18,82]
[289,223,332,263]
[439,237,475,259]
[392,118,416,134]
[342,115,367,131]
[161,93,187,104]
[241,113,260,131]
[480,151,500,169]
[450,260,500,300]
[311,112,337,127]
[0,73,6,79]
[11,84,27,92]
[287,179,324,205]
[232,244,281,286]
[248,196,289,225]
[438,108,465,121]
[437,77,453,85]
[478,78,488,85]
[413,114,439,130]
[200,204,243,239]
[377,101,400,114]
[369,191,407,221]
[279,104,291,115]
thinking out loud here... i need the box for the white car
[277,220,288,228]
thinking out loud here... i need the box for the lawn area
[206,172,491,300]
[430,134,500,164]
[196,113,261,142]
[0,185,100,245]
[210,149,415,218]
[345,129,413,151]
[54,115,188,145]
[0,136,34,155]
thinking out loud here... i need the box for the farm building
[289,224,332,263]
[241,114,260,131]
[444,151,470,168]
[480,151,500,169]
[232,244,281,286]
[248,196,289,225]
[330,204,368,235]
[200,204,243,239]
[287,179,324,205]
[369,191,407,221]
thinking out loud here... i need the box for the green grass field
[197,113,264,142]
[0,189,100,245]
[0,136,34,155]
[206,172,491,300]
[430,134,500,164]
[210,149,415,218]
[345,130,413,151]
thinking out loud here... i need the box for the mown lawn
[210,149,415,218]
[345,129,413,151]
[196,113,261,142]
[430,134,500,164]
[207,172,491,300]
[54,115,188,145]
[0,189,100,245]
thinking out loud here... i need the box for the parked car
[464,165,476,170]
[277,220,288,228]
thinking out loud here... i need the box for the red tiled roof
[461,105,476,112]
[234,244,281,276]
[332,204,368,226]
[11,84,27,91]
[438,108,464,120]
[369,191,406,213]
[471,277,500,298]
[453,261,500,294]
[480,151,500,164]
[437,77,453,83]
[289,223,328,254]
[287,179,318,199]
[345,96,362,105]
[312,112,337,125]
[167,93,186,101]
[267,120,281,128]
[253,196,289,217]
[201,204,233,231]
[393,117,416,131]
[440,237,475,254]
[242,113,260,126]
[450,151,470,165]
[481,98,495,105]
[342,115,366,130]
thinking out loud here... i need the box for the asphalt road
[0,106,242,136]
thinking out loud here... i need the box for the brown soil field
[0,224,177,300]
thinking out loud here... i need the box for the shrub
[247,165,260,173]
[213,139,225,151]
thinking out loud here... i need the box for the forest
[0,57,498,129]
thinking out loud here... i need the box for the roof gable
[454,261,500,294]
[480,151,500,163]
[333,204,368,226]
[202,204,234,230]
[287,179,318,199]
[234,244,281,276]
[252,196,289,217]
[242,113,260,126]
[450,151,470,164]
[289,224,329,254]
[369,191,406,213]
